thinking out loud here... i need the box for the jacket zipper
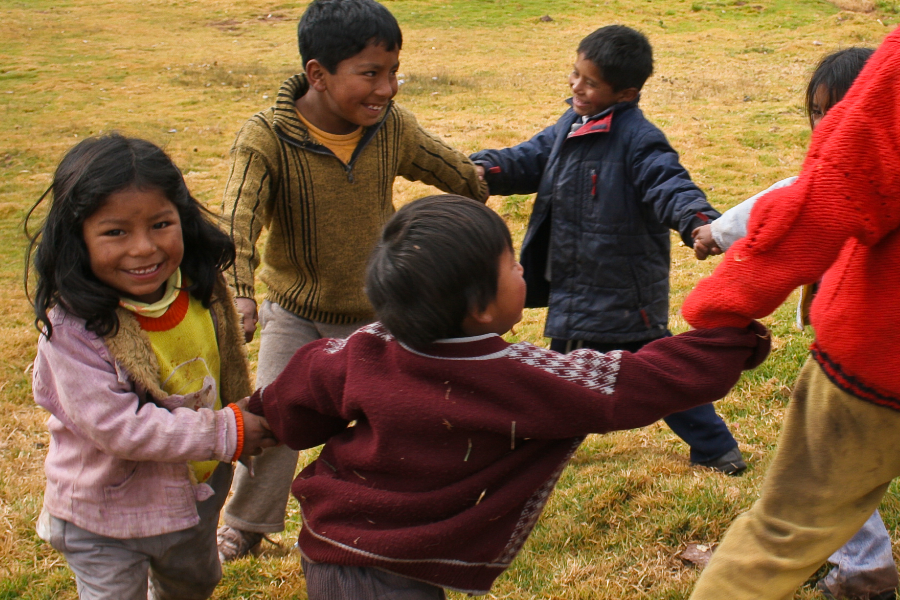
[276,102,391,184]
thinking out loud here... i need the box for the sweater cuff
[228,405,245,462]
[233,282,256,300]
[248,388,265,416]
[710,221,728,252]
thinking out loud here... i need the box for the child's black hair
[298,0,402,74]
[577,25,653,92]
[365,195,513,348]
[26,133,236,339]
[805,47,875,127]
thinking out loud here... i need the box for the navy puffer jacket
[471,99,719,344]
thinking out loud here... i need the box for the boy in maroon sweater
[248,195,770,599]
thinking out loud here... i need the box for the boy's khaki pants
[223,301,369,533]
[690,358,900,600]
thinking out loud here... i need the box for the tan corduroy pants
[223,301,370,533]
[690,358,900,600]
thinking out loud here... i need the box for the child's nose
[376,74,397,99]
[129,232,157,255]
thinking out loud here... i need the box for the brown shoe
[217,525,264,563]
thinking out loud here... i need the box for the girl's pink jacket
[33,282,251,539]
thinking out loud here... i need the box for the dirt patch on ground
[829,0,876,12]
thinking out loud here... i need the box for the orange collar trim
[135,289,190,332]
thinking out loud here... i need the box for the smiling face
[569,53,636,118]
[301,42,400,135]
[82,186,184,304]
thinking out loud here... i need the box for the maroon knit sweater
[683,26,900,410]
[249,322,768,593]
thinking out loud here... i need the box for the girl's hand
[234,398,278,463]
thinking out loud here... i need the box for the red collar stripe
[570,113,613,138]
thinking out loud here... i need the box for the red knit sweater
[249,322,768,593]
[682,26,900,410]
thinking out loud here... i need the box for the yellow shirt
[135,289,222,484]
[295,108,363,165]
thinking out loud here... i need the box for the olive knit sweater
[682,26,900,410]
[222,75,489,325]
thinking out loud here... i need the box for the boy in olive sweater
[218,0,487,561]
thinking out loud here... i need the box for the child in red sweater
[684,26,900,600]
[691,48,897,600]
[248,195,769,599]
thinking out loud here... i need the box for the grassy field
[2,0,899,598]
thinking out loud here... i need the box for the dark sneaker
[692,447,747,476]
[217,525,264,563]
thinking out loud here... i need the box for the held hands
[691,225,723,260]
[235,297,258,344]
[745,320,772,370]
[474,164,485,181]
[234,397,278,466]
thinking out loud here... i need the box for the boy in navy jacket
[471,25,742,473]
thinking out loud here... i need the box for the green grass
[0,0,897,597]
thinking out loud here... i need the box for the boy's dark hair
[26,133,236,339]
[805,47,874,126]
[577,25,653,92]
[365,195,513,348]
[298,0,402,73]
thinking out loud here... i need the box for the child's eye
[152,221,172,230]
[102,229,125,237]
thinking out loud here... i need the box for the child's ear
[305,59,329,92]
[617,87,639,103]
[461,305,495,337]
[468,307,494,326]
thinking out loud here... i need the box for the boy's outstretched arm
[494,323,770,440]
[593,323,769,431]
[631,128,720,246]
[246,342,352,451]
[245,323,768,445]
[394,106,488,202]
[470,122,560,196]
